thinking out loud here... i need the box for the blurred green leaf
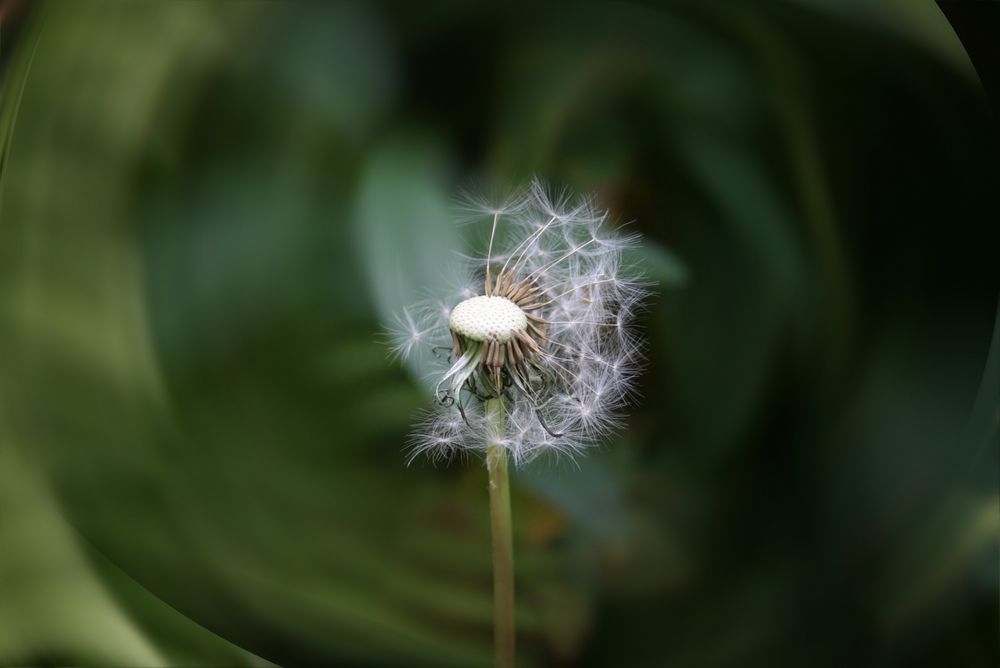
[353,133,458,322]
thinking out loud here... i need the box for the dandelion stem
[485,397,515,668]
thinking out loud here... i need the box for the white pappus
[389,180,650,466]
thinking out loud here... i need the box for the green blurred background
[0,1,996,666]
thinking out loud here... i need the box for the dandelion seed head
[389,179,650,466]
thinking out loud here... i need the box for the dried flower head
[390,180,649,466]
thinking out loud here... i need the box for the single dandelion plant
[388,179,649,667]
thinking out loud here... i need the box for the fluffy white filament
[389,180,649,466]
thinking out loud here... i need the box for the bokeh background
[0,1,997,666]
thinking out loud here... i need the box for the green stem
[485,397,514,668]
